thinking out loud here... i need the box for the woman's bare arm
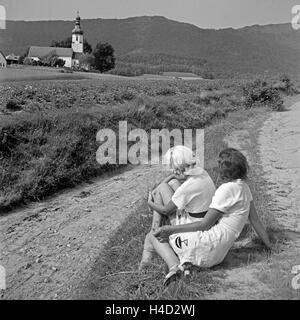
[168,208,222,233]
[153,209,222,241]
[161,173,177,184]
[248,201,272,249]
[148,198,177,216]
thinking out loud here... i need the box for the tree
[279,74,293,93]
[79,53,95,70]
[51,37,92,54]
[40,51,64,67]
[19,47,29,64]
[93,42,115,73]
[83,40,93,54]
[55,59,66,68]
[23,57,33,65]
[51,38,71,48]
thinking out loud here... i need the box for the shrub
[242,79,283,111]
[5,100,23,112]
[195,89,230,105]
[155,87,176,96]
[79,53,95,70]
[120,90,136,101]
[201,71,215,79]
[23,57,33,65]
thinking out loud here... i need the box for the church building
[28,12,84,68]
[71,12,84,67]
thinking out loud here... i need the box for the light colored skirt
[169,212,236,268]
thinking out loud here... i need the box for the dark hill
[1,16,299,76]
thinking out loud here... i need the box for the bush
[201,71,215,80]
[120,90,136,101]
[194,89,230,105]
[23,57,33,65]
[155,87,177,96]
[79,53,95,70]
[242,79,284,111]
[5,100,23,112]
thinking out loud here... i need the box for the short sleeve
[246,184,253,202]
[209,184,235,214]
[171,182,198,210]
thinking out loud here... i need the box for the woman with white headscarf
[139,145,216,281]
[142,147,271,286]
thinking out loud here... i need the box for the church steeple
[72,10,83,35]
[72,11,84,53]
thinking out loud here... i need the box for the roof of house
[0,50,7,61]
[6,53,20,61]
[28,46,73,58]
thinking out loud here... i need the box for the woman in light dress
[140,146,271,285]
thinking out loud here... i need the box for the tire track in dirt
[259,102,300,233]
[0,164,167,299]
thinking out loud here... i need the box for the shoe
[181,262,193,279]
[163,265,183,286]
[183,269,191,277]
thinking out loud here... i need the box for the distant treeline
[109,52,215,78]
[108,50,300,80]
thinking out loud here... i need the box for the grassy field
[0,66,206,84]
[0,66,89,83]
[0,74,295,213]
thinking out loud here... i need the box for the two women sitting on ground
[140,146,272,285]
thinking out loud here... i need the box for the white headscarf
[163,145,202,175]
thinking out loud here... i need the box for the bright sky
[0,0,298,29]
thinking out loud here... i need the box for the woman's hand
[173,171,187,181]
[153,225,173,242]
[266,240,280,254]
[174,174,187,181]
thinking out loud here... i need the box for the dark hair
[218,148,248,181]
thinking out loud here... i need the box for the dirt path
[259,102,300,233]
[206,99,300,300]
[0,164,166,299]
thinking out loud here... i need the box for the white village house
[6,53,20,65]
[0,50,7,68]
[28,12,84,68]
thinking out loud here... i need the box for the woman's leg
[151,179,181,230]
[139,232,156,269]
[140,180,181,268]
[147,233,180,270]
[150,188,165,232]
[168,178,182,193]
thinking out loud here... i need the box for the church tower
[72,11,84,53]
